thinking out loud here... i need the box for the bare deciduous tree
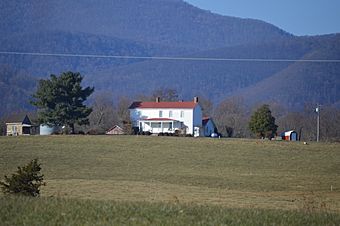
[214,97,249,137]
[197,95,214,117]
[88,92,117,134]
[151,87,179,102]
[115,96,132,124]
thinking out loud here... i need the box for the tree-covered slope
[233,35,340,109]
[0,0,291,50]
[0,31,188,76]
[0,0,339,116]
[91,35,340,105]
[0,66,37,114]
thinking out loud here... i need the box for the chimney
[156,97,161,103]
[194,96,199,103]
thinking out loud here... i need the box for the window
[180,111,184,118]
[169,111,173,118]
[159,110,163,117]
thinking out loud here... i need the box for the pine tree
[249,104,278,139]
[31,72,94,133]
[0,159,45,196]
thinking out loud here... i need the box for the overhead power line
[0,51,340,63]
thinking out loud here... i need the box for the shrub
[87,129,98,135]
[174,130,180,136]
[0,159,45,197]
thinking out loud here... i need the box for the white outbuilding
[281,130,298,141]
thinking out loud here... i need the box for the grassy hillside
[1,136,339,208]
[1,136,339,224]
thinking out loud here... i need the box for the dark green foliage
[0,159,45,197]
[31,72,94,133]
[249,105,278,138]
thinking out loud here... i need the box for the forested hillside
[0,66,37,114]
[234,35,340,108]
[0,0,339,116]
[90,35,340,108]
[0,0,290,50]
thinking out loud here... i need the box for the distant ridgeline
[0,0,339,116]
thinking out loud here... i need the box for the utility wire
[1,51,340,63]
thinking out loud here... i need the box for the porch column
[161,122,163,132]
[148,122,151,132]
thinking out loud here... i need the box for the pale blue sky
[185,0,340,36]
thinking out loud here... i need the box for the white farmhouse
[129,97,203,136]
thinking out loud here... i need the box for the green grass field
[0,136,339,225]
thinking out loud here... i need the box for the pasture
[0,136,339,225]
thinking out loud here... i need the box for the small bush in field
[0,159,45,197]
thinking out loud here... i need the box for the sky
[185,0,340,36]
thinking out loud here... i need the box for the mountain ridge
[0,0,339,116]
[0,0,292,50]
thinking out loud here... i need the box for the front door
[12,125,17,136]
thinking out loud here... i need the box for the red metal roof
[129,101,198,109]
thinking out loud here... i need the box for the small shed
[6,115,32,136]
[106,125,125,135]
[202,117,217,137]
[281,130,298,141]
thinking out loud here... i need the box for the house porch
[138,118,183,134]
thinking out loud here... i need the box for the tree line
[0,71,339,141]
[213,98,340,142]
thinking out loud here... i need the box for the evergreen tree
[249,104,278,139]
[31,72,94,133]
[0,159,45,197]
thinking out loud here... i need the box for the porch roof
[140,118,179,122]
[129,101,197,109]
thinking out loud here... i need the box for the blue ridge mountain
[0,0,339,116]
